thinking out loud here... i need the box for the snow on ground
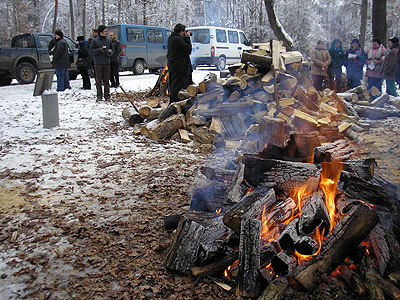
[0,69,220,299]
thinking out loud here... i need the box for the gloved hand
[102,46,107,53]
[107,49,112,55]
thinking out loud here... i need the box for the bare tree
[52,0,58,33]
[118,0,122,23]
[372,0,387,44]
[82,0,86,36]
[359,0,368,47]
[264,0,293,50]
[102,0,105,24]
[69,0,75,40]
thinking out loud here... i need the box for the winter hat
[389,37,399,44]
[54,30,63,38]
[351,38,360,46]
[76,36,85,42]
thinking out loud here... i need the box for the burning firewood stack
[140,40,400,299]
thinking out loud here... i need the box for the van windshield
[190,29,210,44]
[239,32,250,46]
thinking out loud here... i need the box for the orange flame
[247,187,254,195]
[224,260,239,279]
[216,208,222,214]
[319,161,343,233]
[285,185,313,225]
[295,227,325,262]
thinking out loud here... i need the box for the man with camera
[166,23,192,103]
[90,25,112,101]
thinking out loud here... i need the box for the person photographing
[166,23,192,103]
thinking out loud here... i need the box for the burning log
[339,171,395,209]
[241,155,321,193]
[293,203,379,291]
[336,265,367,297]
[122,107,144,126]
[164,216,205,273]
[236,218,261,298]
[271,252,297,276]
[341,158,376,181]
[354,105,400,119]
[150,114,185,140]
[313,139,355,163]
[278,218,301,252]
[191,252,238,277]
[258,277,289,300]
[296,236,318,255]
[147,67,169,97]
[223,187,276,235]
[260,242,279,268]
[226,162,246,203]
[298,191,330,235]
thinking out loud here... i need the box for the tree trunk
[69,0,75,40]
[263,0,293,50]
[52,0,58,33]
[118,0,122,23]
[359,0,368,48]
[101,0,105,24]
[372,0,387,44]
[82,0,86,36]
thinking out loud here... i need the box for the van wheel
[133,60,145,75]
[216,56,226,71]
[0,76,12,86]
[16,62,36,84]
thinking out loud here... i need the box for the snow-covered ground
[0,69,219,299]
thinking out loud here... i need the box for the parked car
[0,33,79,86]
[186,26,252,71]
[107,24,171,75]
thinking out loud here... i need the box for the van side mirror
[245,40,251,47]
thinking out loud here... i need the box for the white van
[186,26,252,71]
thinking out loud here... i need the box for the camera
[102,45,107,52]
[185,31,192,36]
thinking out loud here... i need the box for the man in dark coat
[109,31,121,88]
[383,37,400,96]
[86,29,98,78]
[53,30,71,92]
[76,36,91,90]
[345,38,367,88]
[90,25,112,101]
[166,23,192,103]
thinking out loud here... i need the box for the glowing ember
[319,161,343,233]
[224,260,239,279]
[216,208,222,214]
[247,187,254,195]
[295,227,325,262]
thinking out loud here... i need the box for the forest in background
[1,0,399,55]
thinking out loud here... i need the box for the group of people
[310,37,400,96]
[49,25,122,101]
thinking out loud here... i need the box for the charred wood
[278,218,301,253]
[258,277,289,300]
[313,139,355,163]
[341,158,376,180]
[191,252,238,277]
[163,214,182,230]
[298,191,330,235]
[271,252,297,276]
[260,242,279,268]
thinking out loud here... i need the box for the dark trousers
[328,65,342,93]
[94,64,110,100]
[79,67,91,89]
[312,74,324,91]
[110,62,120,87]
[168,70,189,103]
[367,77,383,92]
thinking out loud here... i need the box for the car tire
[133,59,145,75]
[15,62,36,84]
[0,76,12,86]
[216,56,226,71]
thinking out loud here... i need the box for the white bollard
[41,90,59,129]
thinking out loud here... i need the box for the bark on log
[341,158,376,181]
[199,73,218,93]
[122,107,144,126]
[164,216,205,272]
[226,162,246,203]
[193,100,254,117]
[150,114,184,140]
[258,277,289,300]
[158,104,178,122]
[271,252,297,276]
[298,191,330,235]
[354,105,400,119]
[223,187,276,235]
[371,93,389,107]
[241,51,272,68]
[191,253,238,277]
[313,139,355,163]
[293,204,379,291]
[242,155,321,193]
[236,218,261,298]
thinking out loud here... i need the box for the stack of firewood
[121,40,400,154]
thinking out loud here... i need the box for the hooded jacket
[328,39,346,68]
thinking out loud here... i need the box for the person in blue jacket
[328,39,346,92]
[345,38,367,88]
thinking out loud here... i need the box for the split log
[271,252,297,276]
[147,97,159,108]
[313,139,355,163]
[259,116,287,148]
[371,93,389,107]
[292,109,319,131]
[199,73,218,93]
[298,191,330,235]
[200,166,235,182]
[290,133,321,159]
[190,179,227,212]
[341,158,376,180]
[339,171,395,209]
[191,253,238,277]
[122,107,144,126]
[287,64,313,88]
[197,87,225,104]
[193,100,254,117]
[258,277,288,300]
[187,84,199,97]
[164,216,205,272]
[241,155,321,193]
[236,218,261,298]
[150,114,184,140]
[221,113,247,138]
[209,117,223,134]
[223,187,276,235]
[278,72,298,90]
[192,126,216,144]
[354,105,400,119]
[293,203,379,291]
[241,51,272,69]
[140,119,159,138]
[293,86,319,110]
[178,129,191,143]
[178,90,191,100]
[226,162,246,203]
[281,51,302,65]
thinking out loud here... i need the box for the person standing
[328,39,346,92]
[166,23,192,103]
[109,32,121,88]
[53,30,70,92]
[366,39,386,92]
[382,37,400,97]
[86,29,98,78]
[345,38,367,88]
[90,25,112,101]
[76,36,91,90]
[310,40,331,91]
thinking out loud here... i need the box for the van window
[166,30,171,40]
[127,27,145,43]
[239,32,250,46]
[38,35,53,49]
[191,29,210,44]
[216,29,227,43]
[108,27,120,39]
[64,37,77,50]
[228,31,239,44]
[13,35,34,48]
[147,29,164,44]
